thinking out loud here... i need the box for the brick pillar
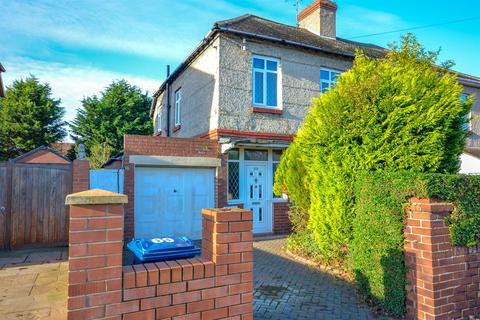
[66,189,127,320]
[202,208,254,318]
[404,197,480,320]
[72,160,90,193]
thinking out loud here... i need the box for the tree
[89,141,113,169]
[70,80,153,156]
[274,34,472,261]
[0,76,66,160]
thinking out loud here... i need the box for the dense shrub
[352,172,480,317]
[274,34,472,261]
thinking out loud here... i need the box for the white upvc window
[156,106,162,133]
[320,68,341,93]
[174,89,182,126]
[252,55,281,108]
[461,93,471,131]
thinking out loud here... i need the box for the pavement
[0,247,68,320]
[253,237,377,319]
[0,237,378,320]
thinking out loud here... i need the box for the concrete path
[0,248,67,320]
[253,237,377,319]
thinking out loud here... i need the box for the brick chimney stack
[297,0,337,39]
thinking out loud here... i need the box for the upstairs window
[156,106,162,133]
[320,68,341,93]
[253,56,280,108]
[174,89,182,126]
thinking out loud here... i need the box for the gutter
[458,77,480,89]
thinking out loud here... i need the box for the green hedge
[274,35,472,262]
[352,172,480,317]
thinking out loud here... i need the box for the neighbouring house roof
[151,14,480,115]
[102,154,123,168]
[14,146,71,164]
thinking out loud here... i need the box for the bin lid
[128,236,196,255]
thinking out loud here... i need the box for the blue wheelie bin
[127,236,201,264]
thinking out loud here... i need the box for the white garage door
[134,167,214,239]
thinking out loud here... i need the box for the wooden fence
[0,161,72,249]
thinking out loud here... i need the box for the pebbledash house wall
[153,33,353,139]
[153,36,220,137]
[152,32,480,148]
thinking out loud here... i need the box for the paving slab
[0,247,67,320]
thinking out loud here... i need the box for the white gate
[90,169,124,193]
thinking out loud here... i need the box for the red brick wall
[67,202,124,320]
[72,160,90,193]
[66,196,254,320]
[404,198,480,320]
[273,202,291,234]
[123,135,222,240]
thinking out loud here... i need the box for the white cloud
[2,57,159,127]
[0,0,246,60]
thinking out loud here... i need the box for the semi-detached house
[124,0,480,240]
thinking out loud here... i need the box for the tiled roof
[215,14,386,58]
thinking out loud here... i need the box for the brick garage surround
[65,189,253,320]
[123,135,227,240]
[404,198,480,320]
[123,134,291,240]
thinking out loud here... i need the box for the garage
[134,166,215,239]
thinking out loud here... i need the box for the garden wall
[65,189,253,320]
[405,198,480,320]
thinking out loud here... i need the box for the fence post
[4,159,14,250]
[65,189,127,320]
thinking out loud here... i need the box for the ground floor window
[228,148,240,200]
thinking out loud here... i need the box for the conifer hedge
[274,34,472,261]
[352,172,480,316]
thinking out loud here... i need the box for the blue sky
[1,0,479,125]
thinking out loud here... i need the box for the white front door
[245,164,268,233]
[134,167,214,240]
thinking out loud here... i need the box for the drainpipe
[166,65,171,137]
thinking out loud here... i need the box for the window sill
[154,131,162,136]
[252,107,282,115]
[173,125,181,133]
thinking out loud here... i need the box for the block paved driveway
[254,237,377,320]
